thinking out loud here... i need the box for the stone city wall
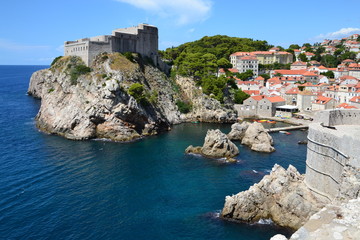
[305,109,360,201]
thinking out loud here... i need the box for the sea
[0,65,309,240]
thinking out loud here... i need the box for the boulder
[227,122,250,141]
[221,164,326,229]
[186,129,239,159]
[241,122,275,152]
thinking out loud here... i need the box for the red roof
[243,90,260,95]
[219,68,239,73]
[336,103,357,109]
[303,71,319,77]
[274,69,308,75]
[240,56,257,60]
[314,96,333,105]
[265,96,285,103]
[318,65,327,69]
[305,52,315,56]
[350,96,360,103]
[342,59,356,63]
[286,87,300,94]
[339,75,358,80]
[291,61,307,66]
[237,80,259,85]
[255,76,265,81]
[251,95,266,101]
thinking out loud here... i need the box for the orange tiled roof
[350,96,360,103]
[314,96,333,104]
[251,95,266,101]
[285,87,300,94]
[265,96,285,103]
[274,69,308,75]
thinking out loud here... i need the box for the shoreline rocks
[185,129,239,160]
[228,121,275,153]
[221,164,326,229]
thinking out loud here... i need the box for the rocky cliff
[28,54,235,141]
[221,164,326,229]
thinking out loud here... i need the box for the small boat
[298,140,308,144]
[267,120,276,124]
[259,119,267,122]
[279,131,291,135]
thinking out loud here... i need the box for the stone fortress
[64,24,162,67]
[305,109,360,202]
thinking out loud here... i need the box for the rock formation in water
[241,122,275,152]
[227,122,250,141]
[221,164,326,229]
[28,54,236,141]
[185,129,239,159]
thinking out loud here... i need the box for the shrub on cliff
[51,56,63,66]
[176,100,192,113]
[128,83,149,105]
[69,65,91,85]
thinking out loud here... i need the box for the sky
[1,0,360,65]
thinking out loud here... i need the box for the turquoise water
[0,66,308,239]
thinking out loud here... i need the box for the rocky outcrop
[28,54,238,141]
[221,164,326,229]
[273,198,360,240]
[185,129,239,159]
[28,54,180,141]
[175,76,236,123]
[227,122,250,141]
[241,122,275,152]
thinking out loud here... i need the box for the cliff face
[28,54,235,141]
[175,76,236,123]
[221,164,327,229]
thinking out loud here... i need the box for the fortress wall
[305,109,360,201]
[88,40,112,66]
[314,109,360,126]
[64,41,89,66]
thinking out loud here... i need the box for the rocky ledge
[228,122,275,153]
[28,54,235,141]
[185,129,239,160]
[221,164,326,229]
[272,198,360,240]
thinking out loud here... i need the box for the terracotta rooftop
[265,96,286,103]
[285,87,300,94]
[314,96,333,105]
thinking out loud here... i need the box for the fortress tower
[64,24,159,66]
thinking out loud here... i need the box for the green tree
[236,70,254,80]
[234,89,250,104]
[298,53,308,62]
[260,73,270,80]
[217,57,232,69]
[321,55,339,68]
[320,71,334,78]
[289,44,300,49]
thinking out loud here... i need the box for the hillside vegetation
[159,35,270,104]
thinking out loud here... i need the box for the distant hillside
[159,35,272,77]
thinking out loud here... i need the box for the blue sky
[1,0,360,65]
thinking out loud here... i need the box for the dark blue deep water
[0,66,309,240]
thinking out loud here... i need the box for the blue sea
[0,65,308,240]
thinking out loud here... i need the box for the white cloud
[116,0,212,25]
[315,27,360,40]
[0,39,49,51]
[188,28,195,33]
